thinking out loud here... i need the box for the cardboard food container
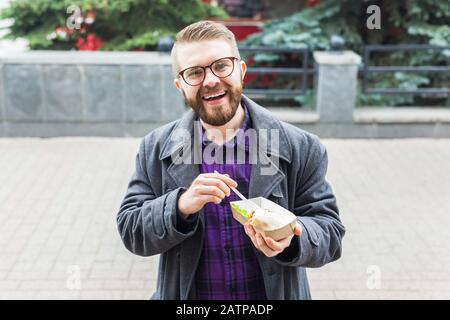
[230,197,297,241]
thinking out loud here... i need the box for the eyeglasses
[178,57,238,86]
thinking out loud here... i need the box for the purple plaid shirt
[194,103,267,300]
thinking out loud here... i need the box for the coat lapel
[248,151,285,199]
[242,95,292,200]
[160,111,201,189]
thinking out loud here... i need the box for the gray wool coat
[116,95,345,300]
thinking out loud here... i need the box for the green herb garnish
[231,203,252,219]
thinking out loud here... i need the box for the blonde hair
[171,20,240,77]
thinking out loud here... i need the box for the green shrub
[0,0,228,51]
[242,0,450,106]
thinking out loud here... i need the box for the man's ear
[174,78,182,91]
[239,60,247,80]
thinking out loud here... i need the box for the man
[117,21,345,300]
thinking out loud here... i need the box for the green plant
[0,0,228,51]
[241,0,450,107]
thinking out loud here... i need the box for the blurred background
[0,0,449,299]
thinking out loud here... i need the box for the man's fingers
[243,219,300,258]
[204,172,238,188]
[244,224,257,245]
[265,234,295,251]
[244,222,256,237]
[263,236,283,251]
[198,178,231,197]
[196,185,226,199]
[199,194,223,205]
[294,222,302,236]
[244,223,259,247]
[259,234,280,251]
[255,232,264,247]
[245,225,281,258]
[255,233,281,257]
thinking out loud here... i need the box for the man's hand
[177,172,238,217]
[244,221,302,258]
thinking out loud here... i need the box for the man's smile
[201,90,228,106]
[201,90,227,101]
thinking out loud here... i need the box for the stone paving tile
[0,137,449,300]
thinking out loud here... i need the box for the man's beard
[182,81,243,126]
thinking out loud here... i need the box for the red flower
[75,33,104,51]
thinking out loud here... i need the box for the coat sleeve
[275,135,345,267]
[116,138,199,257]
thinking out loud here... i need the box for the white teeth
[203,92,225,100]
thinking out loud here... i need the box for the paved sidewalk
[0,137,449,299]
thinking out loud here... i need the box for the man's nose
[203,67,220,88]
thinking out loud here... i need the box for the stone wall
[0,51,186,137]
[1,50,449,138]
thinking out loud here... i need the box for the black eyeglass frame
[178,56,239,86]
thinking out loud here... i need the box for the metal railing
[238,44,449,98]
[238,46,313,97]
[362,44,450,95]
